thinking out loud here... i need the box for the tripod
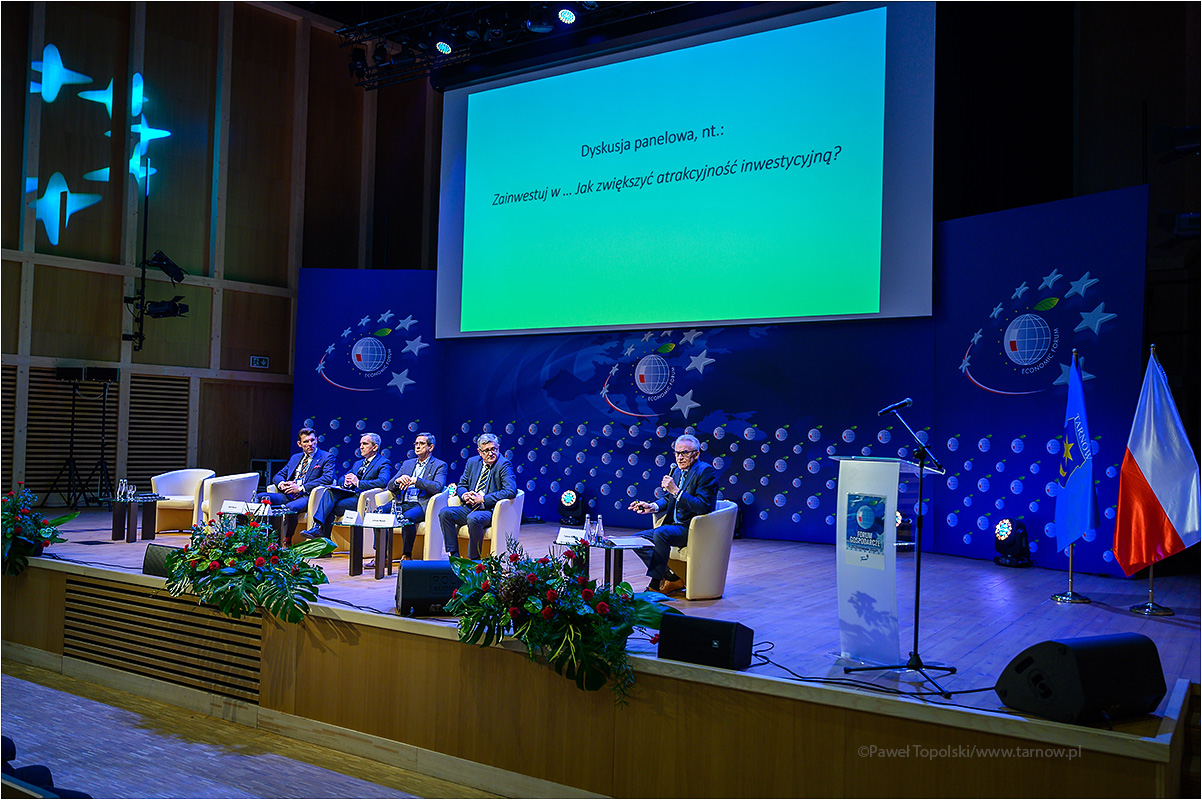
[83,381,115,504]
[43,383,98,510]
[844,407,956,698]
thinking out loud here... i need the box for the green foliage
[445,537,679,703]
[2,485,77,576]
[163,516,334,624]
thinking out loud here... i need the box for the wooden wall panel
[36,2,130,262]
[372,79,434,270]
[126,373,190,487]
[2,364,16,493]
[130,280,212,368]
[1,2,29,251]
[303,27,362,270]
[220,290,290,374]
[24,366,118,503]
[197,379,292,476]
[0,565,65,655]
[30,265,122,362]
[2,260,20,354]
[144,3,218,278]
[224,3,294,287]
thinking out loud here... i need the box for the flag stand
[1129,563,1174,616]
[1051,543,1091,603]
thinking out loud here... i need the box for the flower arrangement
[2,485,77,576]
[163,515,335,623]
[446,538,679,702]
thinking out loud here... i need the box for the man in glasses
[438,433,517,559]
[385,432,448,560]
[629,433,718,594]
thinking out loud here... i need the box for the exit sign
[250,356,270,369]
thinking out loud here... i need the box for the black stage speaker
[658,614,753,670]
[395,561,460,616]
[54,366,84,382]
[142,544,182,578]
[994,633,1166,725]
[86,366,120,383]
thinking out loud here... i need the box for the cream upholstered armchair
[309,485,380,553]
[655,498,738,600]
[198,473,262,522]
[151,469,215,533]
[361,488,450,561]
[445,489,525,558]
[264,483,322,537]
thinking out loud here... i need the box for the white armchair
[150,469,215,533]
[359,489,450,561]
[310,485,379,553]
[265,483,322,535]
[655,499,738,600]
[199,473,262,522]
[446,490,525,558]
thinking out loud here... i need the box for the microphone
[877,397,913,416]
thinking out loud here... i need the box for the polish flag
[1112,351,1201,575]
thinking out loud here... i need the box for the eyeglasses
[478,446,499,453]
[673,449,698,456]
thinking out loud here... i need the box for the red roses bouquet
[2,485,77,576]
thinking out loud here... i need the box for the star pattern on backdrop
[686,350,716,374]
[1074,302,1117,335]
[1065,271,1099,299]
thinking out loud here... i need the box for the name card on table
[338,510,362,525]
[555,527,586,545]
[220,501,251,515]
[363,512,396,528]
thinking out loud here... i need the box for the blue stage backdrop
[292,187,1147,576]
[292,269,442,475]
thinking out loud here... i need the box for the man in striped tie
[256,427,335,538]
[438,433,517,559]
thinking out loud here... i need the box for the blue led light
[30,44,91,102]
[27,172,102,246]
[435,40,452,54]
[558,8,576,24]
[78,78,114,118]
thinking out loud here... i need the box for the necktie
[406,460,425,502]
[358,457,372,479]
[673,468,688,524]
[475,464,491,494]
[294,454,311,482]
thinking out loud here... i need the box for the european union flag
[1055,356,1099,551]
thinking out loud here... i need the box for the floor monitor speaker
[657,613,753,670]
[142,544,182,578]
[994,633,1166,724]
[395,561,460,616]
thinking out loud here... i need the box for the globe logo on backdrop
[634,354,670,395]
[351,337,387,373]
[1002,314,1052,366]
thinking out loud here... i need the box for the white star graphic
[387,370,415,394]
[600,384,610,397]
[1074,302,1117,335]
[990,303,1004,319]
[394,315,416,331]
[641,332,654,342]
[402,335,429,355]
[970,329,983,346]
[1039,269,1063,290]
[680,330,702,345]
[1065,272,1099,299]
[686,350,716,374]
[624,345,636,356]
[325,343,336,354]
[609,365,619,377]
[378,310,394,323]
[959,355,971,373]
[1054,358,1096,385]
[316,361,326,374]
[671,390,700,419]
[341,327,352,338]
[1012,282,1029,300]
[358,315,372,327]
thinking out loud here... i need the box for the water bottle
[596,515,605,541]
[582,514,592,544]
[117,479,126,500]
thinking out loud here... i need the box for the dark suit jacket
[654,461,718,525]
[337,454,392,496]
[455,455,517,510]
[273,449,336,496]
[389,457,448,504]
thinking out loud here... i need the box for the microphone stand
[844,406,956,698]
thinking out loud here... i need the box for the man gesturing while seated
[629,433,718,595]
[438,433,517,560]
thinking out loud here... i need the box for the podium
[833,456,943,667]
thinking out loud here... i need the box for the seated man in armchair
[438,433,516,560]
[386,431,448,560]
[299,433,391,540]
[256,427,334,538]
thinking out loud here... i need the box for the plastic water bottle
[117,479,126,500]
[596,515,604,541]
[583,514,592,543]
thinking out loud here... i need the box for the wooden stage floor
[46,508,1200,719]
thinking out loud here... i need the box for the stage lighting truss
[334,2,691,90]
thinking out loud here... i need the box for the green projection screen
[437,2,934,337]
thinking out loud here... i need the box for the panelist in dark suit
[386,432,448,560]
[629,433,718,595]
[299,432,391,540]
[257,427,335,513]
[438,433,517,559]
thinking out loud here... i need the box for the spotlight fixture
[994,518,1033,568]
[372,41,391,66]
[525,5,555,34]
[558,7,577,25]
[145,296,189,319]
[435,39,452,55]
[558,489,584,525]
[434,23,455,55]
[348,46,368,77]
[147,249,185,284]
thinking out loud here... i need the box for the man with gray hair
[438,433,517,559]
[629,433,718,594]
[299,432,391,541]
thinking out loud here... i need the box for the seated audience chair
[150,469,215,534]
[445,490,525,558]
[655,498,738,600]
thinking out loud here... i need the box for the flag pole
[1129,563,1174,616]
[1052,541,1091,603]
